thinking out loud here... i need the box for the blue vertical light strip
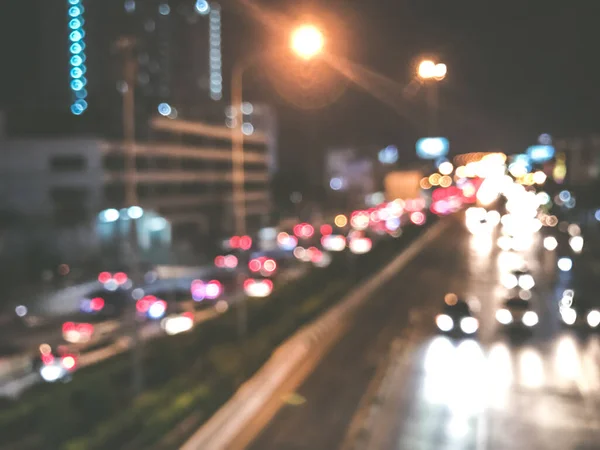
[68,0,88,115]
[209,3,222,100]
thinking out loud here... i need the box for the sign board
[527,145,555,163]
[416,137,449,159]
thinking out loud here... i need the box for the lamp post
[230,24,324,378]
[417,59,446,136]
[115,36,144,396]
[230,24,324,240]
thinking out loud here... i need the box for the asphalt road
[248,216,600,450]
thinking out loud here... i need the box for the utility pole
[115,36,143,396]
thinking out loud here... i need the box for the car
[559,290,600,330]
[34,344,78,382]
[501,269,535,291]
[435,293,479,336]
[495,298,539,328]
[62,313,121,345]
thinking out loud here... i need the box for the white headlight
[561,307,576,325]
[557,257,573,272]
[522,311,538,327]
[518,274,535,290]
[501,274,519,290]
[436,314,454,332]
[543,236,558,251]
[569,236,584,253]
[162,315,194,335]
[40,364,65,382]
[496,309,513,325]
[460,317,479,334]
[587,310,600,328]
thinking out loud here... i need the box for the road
[248,215,600,449]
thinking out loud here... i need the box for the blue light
[71,103,84,115]
[538,133,552,145]
[330,177,343,191]
[527,145,555,163]
[158,103,172,116]
[71,79,84,91]
[69,18,81,29]
[70,43,82,54]
[69,30,83,42]
[512,153,532,171]
[74,99,88,109]
[68,6,81,16]
[378,145,398,164]
[70,67,83,78]
[195,0,210,14]
[69,0,87,115]
[124,0,135,13]
[158,3,170,15]
[416,137,450,159]
[559,190,571,202]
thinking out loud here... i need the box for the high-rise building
[59,0,224,129]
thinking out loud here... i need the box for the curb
[181,218,451,450]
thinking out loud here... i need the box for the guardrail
[181,219,450,450]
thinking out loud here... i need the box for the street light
[231,23,324,239]
[230,24,324,375]
[416,58,447,135]
[290,24,324,60]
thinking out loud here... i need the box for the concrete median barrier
[181,218,451,450]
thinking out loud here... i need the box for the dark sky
[226,0,600,178]
[1,0,599,181]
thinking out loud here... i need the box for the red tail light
[214,255,226,268]
[98,272,111,283]
[239,235,252,250]
[113,272,128,285]
[90,297,105,311]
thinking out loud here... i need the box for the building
[0,115,271,265]
[70,0,221,119]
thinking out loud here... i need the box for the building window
[49,155,87,172]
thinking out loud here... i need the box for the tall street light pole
[230,24,324,378]
[116,37,139,208]
[115,36,144,396]
[417,59,447,136]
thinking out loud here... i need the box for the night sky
[1,0,599,182]
[228,0,600,179]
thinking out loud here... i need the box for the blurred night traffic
[1,1,600,449]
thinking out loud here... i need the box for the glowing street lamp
[417,60,447,81]
[290,25,324,60]
[416,58,447,136]
[232,23,325,239]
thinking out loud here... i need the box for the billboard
[527,145,555,163]
[416,137,449,159]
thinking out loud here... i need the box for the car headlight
[460,317,479,334]
[561,307,576,325]
[522,311,538,327]
[496,309,513,324]
[40,364,65,382]
[501,274,518,290]
[587,310,600,328]
[436,314,454,332]
[518,274,535,290]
